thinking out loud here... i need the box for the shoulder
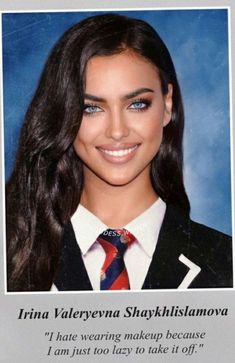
[189,219,232,288]
[189,218,232,268]
[189,218,231,248]
[165,204,231,246]
[163,205,233,288]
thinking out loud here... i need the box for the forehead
[84,51,161,93]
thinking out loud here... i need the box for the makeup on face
[73,51,173,188]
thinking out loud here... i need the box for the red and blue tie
[97,229,136,290]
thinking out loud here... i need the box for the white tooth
[101,145,138,156]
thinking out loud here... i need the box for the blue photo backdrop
[2,9,232,234]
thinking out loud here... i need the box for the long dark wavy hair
[6,13,190,291]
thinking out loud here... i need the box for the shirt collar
[71,205,107,255]
[125,198,166,257]
[71,198,166,258]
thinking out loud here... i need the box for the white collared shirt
[70,198,166,290]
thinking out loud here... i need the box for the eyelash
[83,103,103,116]
[83,98,152,116]
[128,98,152,111]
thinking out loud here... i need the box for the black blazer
[54,205,233,290]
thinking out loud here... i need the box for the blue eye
[128,99,151,111]
[83,104,103,115]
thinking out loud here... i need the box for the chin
[101,172,140,187]
[104,178,132,187]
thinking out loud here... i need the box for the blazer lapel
[54,222,93,291]
[142,206,201,290]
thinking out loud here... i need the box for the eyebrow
[123,88,154,100]
[84,87,154,102]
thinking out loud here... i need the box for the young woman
[6,13,232,291]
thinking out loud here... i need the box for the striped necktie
[97,229,136,290]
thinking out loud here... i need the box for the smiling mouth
[96,144,140,163]
[98,145,139,157]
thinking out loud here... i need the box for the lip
[97,143,140,164]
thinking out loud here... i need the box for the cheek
[73,121,99,152]
[140,116,165,146]
[73,128,89,158]
[73,134,83,157]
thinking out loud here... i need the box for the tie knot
[97,229,135,256]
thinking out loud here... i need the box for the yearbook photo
[3,8,233,292]
[1,2,235,363]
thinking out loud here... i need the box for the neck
[80,170,158,228]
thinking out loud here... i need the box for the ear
[163,83,173,127]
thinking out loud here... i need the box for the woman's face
[73,51,173,188]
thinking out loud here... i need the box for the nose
[105,109,130,141]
